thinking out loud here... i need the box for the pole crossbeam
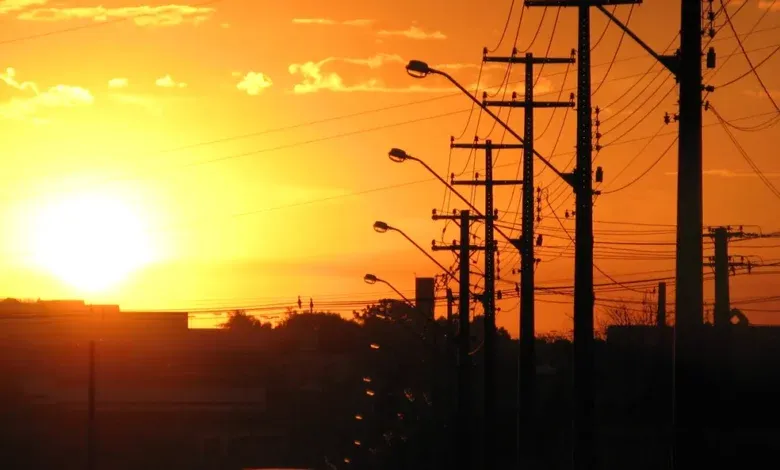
[452,179,524,186]
[484,100,575,108]
[483,55,574,65]
[431,243,492,252]
[432,212,496,221]
[451,142,525,150]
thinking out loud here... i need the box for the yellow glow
[28,192,155,294]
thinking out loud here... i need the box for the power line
[710,104,780,200]
[718,0,780,113]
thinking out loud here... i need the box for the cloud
[155,75,186,88]
[108,77,128,89]
[377,26,446,40]
[758,0,780,10]
[286,53,547,94]
[0,0,46,14]
[0,67,93,121]
[292,18,374,26]
[16,4,215,26]
[288,54,454,94]
[236,71,273,95]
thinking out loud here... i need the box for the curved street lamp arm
[396,229,458,283]
[378,279,414,307]
[411,156,483,215]
[413,155,518,248]
[430,68,571,186]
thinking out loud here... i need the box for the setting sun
[28,192,155,294]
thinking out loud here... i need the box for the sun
[29,192,155,294]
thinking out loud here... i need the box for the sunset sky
[0,0,778,334]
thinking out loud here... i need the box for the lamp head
[406,60,431,78]
[388,148,410,163]
[373,221,389,233]
[363,274,378,285]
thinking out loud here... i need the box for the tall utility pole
[585,3,708,467]
[483,50,575,466]
[704,226,749,327]
[657,281,667,328]
[676,0,704,329]
[451,139,522,468]
[432,209,488,470]
[522,2,641,467]
[88,340,96,470]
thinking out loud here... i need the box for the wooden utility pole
[88,340,96,470]
[451,140,522,468]
[483,50,575,466]
[704,226,750,327]
[432,209,491,469]
[657,282,667,328]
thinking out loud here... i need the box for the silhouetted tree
[597,291,658,336]
[219,309,271,331]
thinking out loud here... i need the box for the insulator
[706,47,716,69]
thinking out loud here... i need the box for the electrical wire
[718,0,780,113]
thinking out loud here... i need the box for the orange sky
[0,0,778,334]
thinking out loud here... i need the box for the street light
[387,148,518,249]
[404,60,570,184]
[363,273,413,306]
[373,219,457,283]
[387,148,482,217]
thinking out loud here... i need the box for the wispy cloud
[377,26,446,40]
[287,53,551,95]
[236,71,273,96]
[16,4,215,26]
[155,75,187,88]
[292,18,374,27]
[0,67,93,122]
[758,0,780,10]
[288,54,455,94]
[108,77,129,89]
[0,0,46,14]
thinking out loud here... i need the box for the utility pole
[521,2,640,468]
[657,281,667,328]
[432,209,490,470]
[450,139,522,469]
[483,50,575,467]
[585,4,716,464]
[88,339,96,470]
[704,226,749,327]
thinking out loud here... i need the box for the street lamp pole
[363,274,413,306]
[373,220,457,284]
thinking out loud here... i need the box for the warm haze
[0,0,778,334]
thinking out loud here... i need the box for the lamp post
[387,148,517,249]
[363,273,413,306]
[404,61,571,184]
[373,220,457,284]
[405,58,598,469]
